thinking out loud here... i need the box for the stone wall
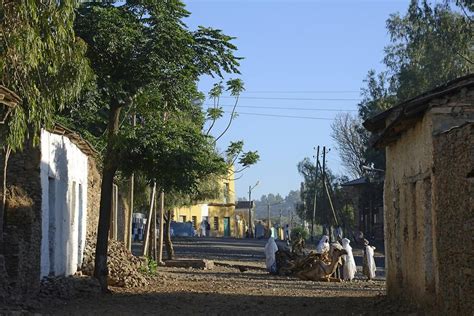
[383,87,474,312]
[0,140,42,302]
[432,123,473,314]
[384,113,436,306]
[86,158,101,237]
[0,134,101,302]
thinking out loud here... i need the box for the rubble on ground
[81,235,150,288]
[39,275,101,301]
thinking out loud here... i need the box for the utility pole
[266,200,282,237]
[248,186,253,238]
[267,202,271,236]
[311,146,320,242]
[248,181,259,238]
[321,146,330,242]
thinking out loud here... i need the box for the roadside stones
[39,275,101,301]
[81,234,149,288]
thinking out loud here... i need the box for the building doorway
[223,217,231,237]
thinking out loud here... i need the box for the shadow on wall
[3,186,35,302]
[44,139,73,277]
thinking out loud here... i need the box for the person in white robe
[264,237,279,274]
[363,243,376,280]
[341,238,357,281]
[316,235,330,254]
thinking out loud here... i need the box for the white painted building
[39,129,90,278]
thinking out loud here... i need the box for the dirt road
[34,238,409,315]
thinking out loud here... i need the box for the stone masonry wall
[85,158,101,240]
[432,123,473,314]
[0,139,42,301]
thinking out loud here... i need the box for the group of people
[263,232,377,281]
[315,234,376,281]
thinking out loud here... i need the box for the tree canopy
[0,0,90,149]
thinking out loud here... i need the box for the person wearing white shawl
[264,237,278,274]
[316,235,330,254]
[363,243,376,280]
[341,238,356,281]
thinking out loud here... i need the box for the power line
[224,111,334,120]
[205,103,357,112]
[219,96,361,101]
[239,90,360,94]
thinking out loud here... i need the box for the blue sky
[183,0,411,199]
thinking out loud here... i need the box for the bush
[291,226,309,240]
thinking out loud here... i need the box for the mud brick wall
[116,194,130,244]
[86,158,101,237]
[433,123,473,314]
[0,140,42,301]
[383,113,436,307]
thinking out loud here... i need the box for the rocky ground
[2,238,417,315]
[35,265,397,315]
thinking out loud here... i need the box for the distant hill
[239,190,301,225]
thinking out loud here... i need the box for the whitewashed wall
[40,130,89,278]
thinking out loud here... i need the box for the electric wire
[205,103,357,112]
[219,96,361,101]
[238,90,360,94]
[223,111,334,120]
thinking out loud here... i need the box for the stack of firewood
[275,238,333,277]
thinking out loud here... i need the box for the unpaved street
[31,238,408,315]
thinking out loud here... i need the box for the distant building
[364,74,473,314]
[174,168,242,238]
[341,176,384,241]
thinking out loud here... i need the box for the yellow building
[174,169,245,238]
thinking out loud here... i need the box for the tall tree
[74,1,243,291]
[357,0,472,170]
[384,0,473,101]
[330,113,366,178]
[0,1,90,243]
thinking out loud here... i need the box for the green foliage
[226,78,245,96]
[384,0,473,101]
[139,257,158,275]
[0,1,91,150]
[206,107,224,121]
[119,112,227,194]
[356,0,472,171]
[291,226,309,241]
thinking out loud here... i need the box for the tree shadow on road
[38,291,395,315]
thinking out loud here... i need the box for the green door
[223,217,231,237]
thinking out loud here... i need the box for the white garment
[200,222,207,237]
[341,238,357,281]
[365,245,376,279]
[316,235,330,254]
[264,237,278,271]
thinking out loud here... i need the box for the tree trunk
[94,105,121,293]
[0,145,11,247]
[164,209,174,260]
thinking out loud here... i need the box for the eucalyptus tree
[0,1,90,241]
[350,0,473,173]
[74,1,244,291]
